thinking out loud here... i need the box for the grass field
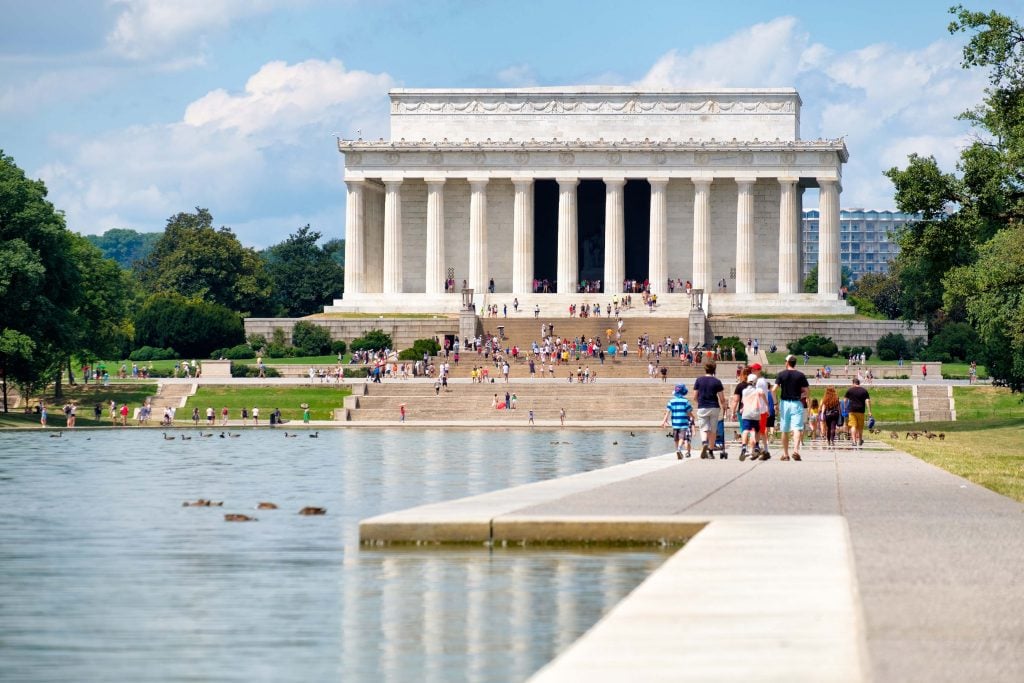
[878,417,1024,503]
[0,383,158,428]
[953,386,1024,420]
[182,385,352,423]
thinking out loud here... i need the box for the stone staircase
[151,382,196,420]
[913,384,956,422]
[340,380,718,423]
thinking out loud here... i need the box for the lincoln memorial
[327,87,851,316]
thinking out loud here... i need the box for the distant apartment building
[802,209,920,283]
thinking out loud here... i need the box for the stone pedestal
[201,360,232,378]
[688,309,707,349]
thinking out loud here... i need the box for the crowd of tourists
[661,355,874,461]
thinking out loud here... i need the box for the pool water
[0,428,670,682]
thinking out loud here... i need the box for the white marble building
[328,87,851,315]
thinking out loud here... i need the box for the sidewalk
[361,442,1024,682]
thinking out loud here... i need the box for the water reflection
[0,429,669,682]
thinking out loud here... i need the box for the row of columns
[343,176,841,298]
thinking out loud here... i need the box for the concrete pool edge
[358,455,868,681]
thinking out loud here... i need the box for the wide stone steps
[150,382,195,418]
[914,384,955,422]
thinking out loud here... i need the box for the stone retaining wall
[244,317,460,350]
[710,317,927,351]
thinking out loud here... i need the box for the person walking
[399,403,406,423]
[252,407,260,425]
[661,384,694,459]
[693,360,728,460]
[773,354,809,461]
[821,386,842,449]
[844,378,872,449]
[528,409,535,425]
[559,407,566,426]
[40,404,47,428]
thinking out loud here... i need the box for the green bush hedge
[330,340,347,355]
[231,364,281,378]
[717,337,747,362]
[351,329,393,353]
[840,345,873,360]
[128,345,178,361]
[292,321,332,356]
[398,338,441,361]
[788,334,839,358]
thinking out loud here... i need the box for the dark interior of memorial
[532,178,651,292]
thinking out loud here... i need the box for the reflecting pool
[0,428,671,682]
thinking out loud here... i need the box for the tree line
[0,154,344,411]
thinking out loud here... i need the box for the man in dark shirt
[693,360,727,459]
[773,354,810,461]
[844,378,872,448]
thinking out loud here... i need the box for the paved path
[361,443,1024,682]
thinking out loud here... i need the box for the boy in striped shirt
[662,384,694,459]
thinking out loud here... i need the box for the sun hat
[674,384,688,396]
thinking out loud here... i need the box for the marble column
[383,178,403,294]
[603,178,625,295]
[818,179,841,297]
[734,178,756,294]
[512,179,534,295]
[343,179,364,295]
[648,178,669,294]
[778,177,800,294]
[468,178,489,295]
[691,178,712,292]
[425,178,446,295]
[556,178,578,294]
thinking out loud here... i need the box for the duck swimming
[257,502,278,510]
[163,433,176,441]
[284,432,298,438]
[224,513,256,522]
[298,506,326,516]
[182,499,223,507]
[308,432,319,438]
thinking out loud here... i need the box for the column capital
[817,178,842,192]
[556,177,579,188]
[602,177,626,188]
[692,177,713,189]
[512,177,534,190]
[648,177,670,188]
[424,177,447,186]
[345,178,365,190]
[735,177,758,187]
[382,177,404,190]
[468,177,489,189]
[777,176,800,186]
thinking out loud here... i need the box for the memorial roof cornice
[337,138,849,162]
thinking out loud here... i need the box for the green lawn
[0,382,158,428]
[879,417,1024,503]
[953,386,1024,420]
[182,385,351,422]
[800,386,913,423]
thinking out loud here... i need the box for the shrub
[231,364,281,378]
[128,345,178,361]
[717,336,747,362]
[877,333,910,361]
[292,321,332,356]
[351,328,393,353]
[330,340,347,356]
[220,344,255,360]
[788,334,839,358]
[247,333,268,352]
[398,338,442,360]
[923,322,981,362]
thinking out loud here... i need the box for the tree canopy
[134,208,272,315]
[262,225,345,317]
[885,5,1024,389]
[85,228,161,269]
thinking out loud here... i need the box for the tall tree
[134,208,272,315]
[263,225,345,317]
[0,151,82,409]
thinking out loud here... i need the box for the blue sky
[2,0,1021,248]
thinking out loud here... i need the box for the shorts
[766,413,776,429]
[696,408,719,435]
[740,418,760,433]
[779,400,805,433]
[849,412,866,432]
[672,427,691,442]
[759,412,768,433]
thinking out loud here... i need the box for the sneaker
[739,448,748,462]
[758,452,771,461]
[792,453,802,461]
[700,445,709,460]
[719,450,728,460]
[753,444,762,455]
[685,450,692,458]
[676,449,683,460]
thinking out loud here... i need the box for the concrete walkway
[361,443,1024,682]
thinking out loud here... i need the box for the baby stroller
[714,418,728,459]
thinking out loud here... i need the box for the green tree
[85,228,161,269]
[69,234,135,366]
[291,320,332,355]
[262,225,345,317]
[851,270,903,319]
[134,293,244,359]
[134,208,272,315]
[0,151,82,409]
[322,238,345,268]
[802,265,852,294]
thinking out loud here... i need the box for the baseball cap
[750,363,762,371]
[785,354,797,364]
[674,384,688,396]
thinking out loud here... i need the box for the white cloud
[497,64,538,87]
[38,58,393,246]
[639,18,987,209]
[184,59,394,139]
[105,0,289,60]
